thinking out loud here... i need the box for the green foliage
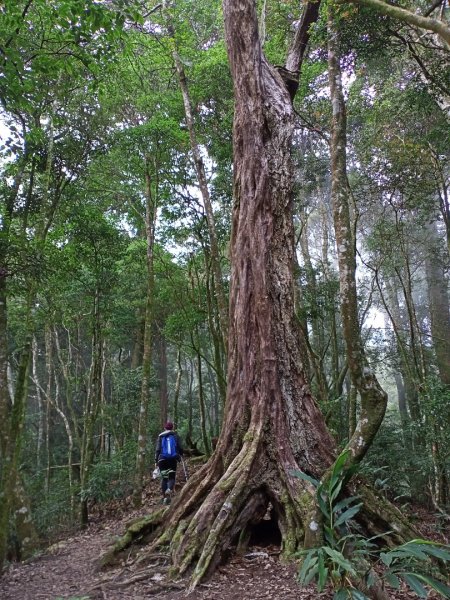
[293,451,450,599]
[84,442,137,503]
[25,470,77,539]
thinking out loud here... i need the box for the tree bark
[80,288,104,526]
[425,220,450,386]
[173,348,182,427]
[158,332,169,427]
[134,157,158,505]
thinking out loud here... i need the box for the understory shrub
[293,450,450,599]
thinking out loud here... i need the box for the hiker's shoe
[164,489,172,504]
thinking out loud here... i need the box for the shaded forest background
[0,0,449,567]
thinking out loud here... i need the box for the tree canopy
[0,0,449,596]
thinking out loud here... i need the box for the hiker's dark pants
[158,458,178,494]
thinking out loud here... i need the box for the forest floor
[0,463,447,600]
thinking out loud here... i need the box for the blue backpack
[160,433,178,459]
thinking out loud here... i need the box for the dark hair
[165,421,174,430]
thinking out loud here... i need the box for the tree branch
[342,0,450,46]
[286,0,322,73]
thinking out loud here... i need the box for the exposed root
[111,565,170,587]
[97,509,167,570]
[357,482,418,544]
[97,446,416,596]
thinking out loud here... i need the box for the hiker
[154,421,183,504]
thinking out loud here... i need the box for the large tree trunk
[100,0,416,587]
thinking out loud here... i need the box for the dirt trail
[0,477,444,600]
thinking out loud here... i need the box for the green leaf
[290,469,319,487]
[333,496,361,513]
[331,449,350,483]
[413,542,450,561]
[397,544,429,560]
[303,565,319,585]
[330,478,344,502]
[324,524,336,546]
[380,552,393,566]
[322,547,357,576]
[410,573,450,598]
[351,590,369,600]
[334,504,363,527]
[366,570,377,589]
[384,572,400,589]
[399,573,428,598]
[334,589,349,600]
[318,493,331,519]
[298,551,319,583]
[318,550,328,591]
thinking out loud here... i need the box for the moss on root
[97,509,167,569]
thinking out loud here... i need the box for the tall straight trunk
[193,333,210,456]
[383,276,422,424]
[203,250,227,405]
[173,349,183,428]
[0,276,9,459]
[0,151,31,570]
[299,221,328,403]
[206,362,221,438]
[425,221,450,385]
[134,157,158,505]
[394,372,412,451]
[0,111,65,566]
[80,288,104,526]
[130,314,144,369]
[423,221,450,506]
[158,333,169,427]
[327,12,387,464]
[44,325,53,494]
[31,337,44,474]
[186,357,195,451]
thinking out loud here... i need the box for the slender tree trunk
[327,11,387,465]
[203,250,227,405]
[394,372,412,451]
[348,384,357,439]
[158,332,169,427]
[173,349,183,428]
[193,333,210,456]
[131,314,144,369]
[299,220,328,403]
[80,288,104,526]
[134,157,158,505]
[0,275,9,459]
[187,358,194,450]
